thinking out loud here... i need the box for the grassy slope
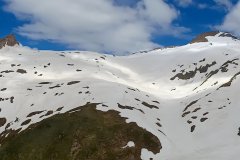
[0,104,161,160]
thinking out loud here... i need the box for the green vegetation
[0,104,161,160]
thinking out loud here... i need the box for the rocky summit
[0,34,19,49]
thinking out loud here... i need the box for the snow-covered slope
[1,32,240,159]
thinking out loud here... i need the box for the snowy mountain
[0,32,240,160]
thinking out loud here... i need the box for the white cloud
[175,0,193,7]
[197,3,208,9]
[174,0,233,10]
[219,1,240,36]
[213,0,233,10]
[4,0,184,54]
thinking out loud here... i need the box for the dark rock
[21,119,31,126]
[0,118,6,127]
[27,111,44,118]
[190,31,219,44]
[200,118,208,122]
[16,69,27,74]
[67,81,80,85]
[191,125,196,132]
[0,34,19,49]
[219,32,239,40]
[142,101,159,109]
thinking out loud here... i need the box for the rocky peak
[218,32,239,40]
[190,31,239,44]
[190,31,220,44]
[0,34,19,49]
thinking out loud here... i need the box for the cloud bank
[219,1,240,36]
[175,0,193,7]
[4,0,184,54]
[213,0,233,10]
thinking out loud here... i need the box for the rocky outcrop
[190,31,220,44]
[0,34,19,49]
[219,32,239,40]
[190,31,239,44]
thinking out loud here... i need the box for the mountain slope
[0,32,240,159]
[0,104,160,160]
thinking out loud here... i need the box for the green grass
[0,104,161,160]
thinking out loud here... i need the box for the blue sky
[0,0,240,54]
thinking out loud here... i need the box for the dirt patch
[0,118,6,127]
[191,125,196,132]
[27,111,44,118]
[200,118,208,122]
[0,88,7,91]
[192,108,201,113]
[118,103,144,114]
[39,82,52,85]
[183,100,199,112]
[218,71,240,89]
[16,69,27,74]
[49,84,61,89]
[1,70,14,73]
[46,110,54,116]
[142,102,159,109]
[171,61,216,81]
[203,112,209,116]
[56,107,64,112]
[182,111,191,118]
[67,81,80,85]
[21,119,31,126]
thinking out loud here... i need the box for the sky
[0,0,240,55]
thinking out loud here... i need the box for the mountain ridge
[1,31,239,54]
[190,31,239,44]
[0,31,240,159]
